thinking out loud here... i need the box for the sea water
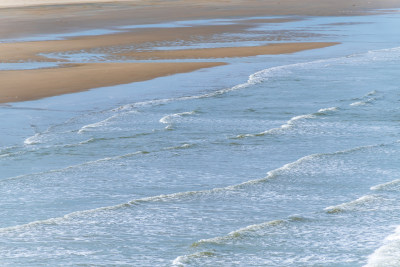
[1,11,400,266]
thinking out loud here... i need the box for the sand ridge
[117,43,340,60]
[0,41,339,104]
[0,24,252,62]
[0,62,227,103]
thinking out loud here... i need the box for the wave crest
[324,195,382,214]
[371,179,400,192]
[234,107,338,139]
[365,225,400,267]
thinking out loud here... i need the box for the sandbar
[0,62,226,103]
[0,42,338,103]
[1,0,400,40]
[118,43,340,60]
[0,24,251,62]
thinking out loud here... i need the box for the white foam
[0,150,149,184]
[234,105,339,138]
[103,45,400,117]
[77,114,119,134]
[371,179,400,191]
[324,195,381,214]
[172,255,187,266]
[112,98,175,112]
[0,183,281,233]
[192,219,285,247]
[172,251,216,266]
[0,189,210,233]
[112,60,331,114]
[159,111,196,124]
[0,145,26,159]
[235,112,318,138]
[233,142,390,189]
[366,90,378,96]
[350,90,380,107]
[364,225,400,267]
[350,97,378,106]
[285,114,316,126]
[164,143,194,150]
[227,153,316,188]
[317,107,339,113]
[0,142,390,233]
[350,100,367,106]
[23,133,41,145]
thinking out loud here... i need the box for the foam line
[191,219,286,248]
[364,225,400,267]
[111,57,354,113]
[172,251,217,266]
[371,179,400,191]
[234,107,338,139]
[324,195,382,214]
[350,90,380,107]
[77,114,119,134]
[21,45,395,148]
[159,111,197,124]
[24,133,42,145]
[21,46,400,149]
[0,142,388,233]
[0,150,149,184]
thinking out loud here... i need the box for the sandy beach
[3,1,400,265]
[0,62,227,103]
[1,0,400,103]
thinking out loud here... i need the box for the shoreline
[2,0,400,104]
[0,41,339,104]
[0,42,338,104]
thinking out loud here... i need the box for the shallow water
[1,12,400,266]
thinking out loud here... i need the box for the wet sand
[2,0,400,40]
[0,62,227,103]
[0,24,251,62]
[0,42,338,104]
[1,0,400,103]
[118,43,340,60]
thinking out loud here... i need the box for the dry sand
[0,62,226,103]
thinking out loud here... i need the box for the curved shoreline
[1,0,399,104]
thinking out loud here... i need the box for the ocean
[1,11,400,266]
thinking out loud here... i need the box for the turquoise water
[1,12,400,266]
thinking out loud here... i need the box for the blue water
[1,12,400,266]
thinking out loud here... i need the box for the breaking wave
[371,179,400,192]
[0,142,387,233]
[191,219,286,248]
[350,90,380,107]
[324,195,383,214]
[159,111,197,124]
[172,251,217,266]
[364,225,400,267]
[234,106,338,139]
